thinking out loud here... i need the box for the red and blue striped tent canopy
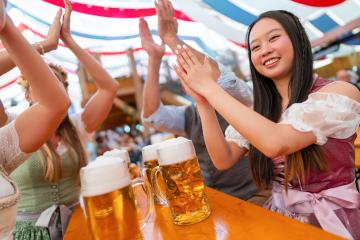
[1,0,359,112]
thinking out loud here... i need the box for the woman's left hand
[42,9,62,51]
[173,63,208,105]
[175,46,218,98]
[60,0,73,43]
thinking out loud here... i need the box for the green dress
[10,147,80,240]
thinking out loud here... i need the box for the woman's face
[249,18,294,82]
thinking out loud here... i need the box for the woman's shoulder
[310,77,336,93]
[313,79,360,103]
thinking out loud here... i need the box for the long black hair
[246,10,326,190]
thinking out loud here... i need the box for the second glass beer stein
[151,137,211,225]
[142,144,167,206]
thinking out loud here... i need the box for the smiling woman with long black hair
[174,10,360,240]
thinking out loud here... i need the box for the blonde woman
[0,0,70,238]
[10,0,119,239]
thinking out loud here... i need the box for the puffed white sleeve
[0,121,29,174]
[280,92,360,145]
[225,125,250,149]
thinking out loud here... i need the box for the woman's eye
[269,35,280,42]
[251,45,260,52]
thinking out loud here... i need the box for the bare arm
[143,57,162,117]
[0,16,70,153]
[203,83,360,158]
[139,17,186,135]
[0,9,62,75]
[175,65,246,169]
[175,47,319,158]
[139,17,164,118]
[197,103,247,170]
[177,48,360,159]
[61,0,119,132]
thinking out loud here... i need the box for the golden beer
[144,159,159,183]
[155,137,211,225]
[80,158,153,240]
[142,144,166,205]
[83,185,141,240]
[143,159,166,205]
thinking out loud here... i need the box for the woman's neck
[273,77,290,111]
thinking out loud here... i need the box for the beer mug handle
[150,166,168,205]
[132,178,154,229]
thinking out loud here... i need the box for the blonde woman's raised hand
[60,0,73,43]
[0,9,61,74]
[42,9,62,52]
[56,0,119,133]
[139,17,165,58]
[0,11,70,156]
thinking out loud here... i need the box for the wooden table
[355,128,360,169]
[64,188,341,240]
[355,128,360,191]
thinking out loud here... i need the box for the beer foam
[142,144,159,162]
[157,137,196,165]
[80,157,131,197]
[103,149,130,163]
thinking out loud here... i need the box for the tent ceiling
[1,0,359,112]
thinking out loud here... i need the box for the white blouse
[225,92,360,149]
[0,121,28,240]
[0,121,28,175]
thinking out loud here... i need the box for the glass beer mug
[142,144,166,206]
[104,149,138,179]
[151,137,211,225]
[80,157,153,240]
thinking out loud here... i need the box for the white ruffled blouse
[0,121,28,240]
[225,92,360,149]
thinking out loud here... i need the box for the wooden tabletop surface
[355,128,360,168]
[64,187,341,240]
